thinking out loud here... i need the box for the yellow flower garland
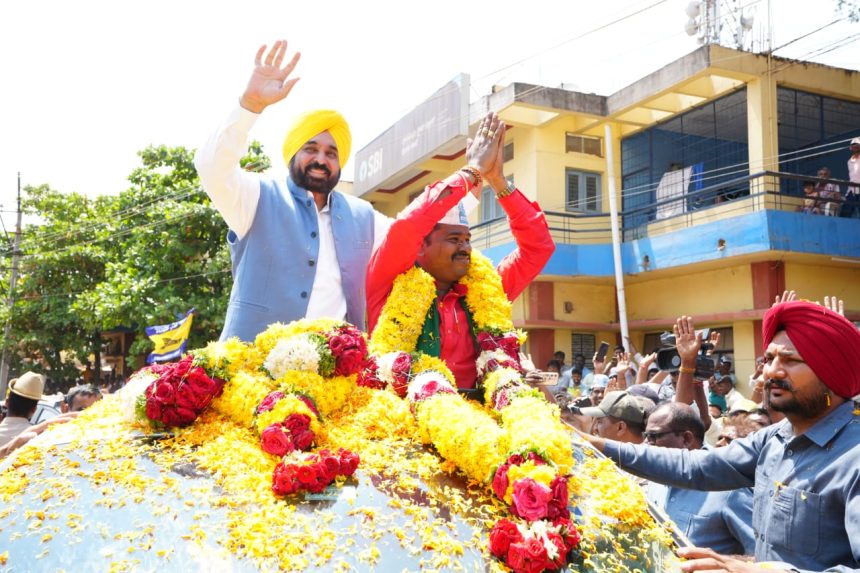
[256,318,344,357]
[211,370,276,428]
[370,249,510,355]
[275,371,355,418]
[254,394,322,437]
[415,392,509,481]
[369,266,436,354]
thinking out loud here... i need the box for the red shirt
[366,174,555,389]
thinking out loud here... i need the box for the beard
[290,158,340,194]
[767,378,830,418]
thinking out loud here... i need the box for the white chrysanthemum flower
[523,520,560,560]
[264,334,321,378]
[406,370,454,401]
[117,371,158,423]
[476,349,512,375]
[493,368,523,390]
[375,351,403,385]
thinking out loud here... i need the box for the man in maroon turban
[579,303,860,572]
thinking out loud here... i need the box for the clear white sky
[0,0,857,215]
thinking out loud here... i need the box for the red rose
[174,406,197,426]
[511,478,552,521]
[175,389,198,412]
[257,391,286,414]
[328,333,348,355]
[153,381,175,405]
[499,333,521,356]
[296,464,318,486]
[546,532,569,567]
[261,423,294,456]
[507,453,525,466]
[547,476,570,520]
[391,352,412,376]
[160,407,180,427]
[492,464,510,500]
[320,454,341,481]
[272,462,297,496]
[476,332,496,351]
[506,540,529,572]
[283,413,311,436]
[523,537,548,572]
[554,518,580,550]
[338,450,360,477]
[526,452,546,465]
[488,518,521,558]
[145,399,162,421]
[357,364,385,389]
[186,369,217,408]
[335,348,364,376]
[292,429,315,451]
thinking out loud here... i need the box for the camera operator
[672,316,717,433]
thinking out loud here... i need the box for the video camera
[655,329,716,379]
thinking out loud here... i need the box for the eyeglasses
[643,430,681,443]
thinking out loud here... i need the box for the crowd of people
[0,373,103,459]
[1,37,857,572]
[545,295,859,573]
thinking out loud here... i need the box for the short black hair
[658,402,705,443]
[6,392,39,418]
[553,351,566,360]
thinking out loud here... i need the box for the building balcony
[472,171,860,277]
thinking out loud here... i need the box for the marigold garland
[369,266,436,354]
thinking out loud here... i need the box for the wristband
[459,166,482,190]
[678,366,695,374]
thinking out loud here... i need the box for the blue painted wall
[481,210,860,276]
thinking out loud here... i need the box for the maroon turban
[762,301,860,399]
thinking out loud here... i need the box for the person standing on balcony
[815,167,841,216]
[195,39,392,341]
[365,112,554,391]
[842,137,860,218]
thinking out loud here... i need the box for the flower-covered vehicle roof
[0,318,683,572]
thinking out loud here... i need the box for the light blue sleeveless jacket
[220,177,375,341]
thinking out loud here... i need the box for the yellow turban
[282,109,352,168]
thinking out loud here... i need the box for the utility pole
[0,174,24,398]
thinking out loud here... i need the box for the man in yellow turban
[195,40,391,341]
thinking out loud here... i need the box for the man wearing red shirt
[366,112,554,390]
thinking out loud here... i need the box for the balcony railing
[471,171,855,250]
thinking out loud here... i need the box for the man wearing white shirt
[843,137,860,219]
[195,39,391,341]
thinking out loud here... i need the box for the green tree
[0,140,272,381]
[0,185,109,383]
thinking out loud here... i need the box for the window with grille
[570,333,596,369]
[566,169,602,213]
[566,134,602,157]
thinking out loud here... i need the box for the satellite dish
[685,18,699,36]
[740,14,754,30]
[685,0,701,18]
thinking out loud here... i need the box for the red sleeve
[366,173,472,333]
[495,189,556,301]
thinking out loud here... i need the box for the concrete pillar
[746,75,780,204]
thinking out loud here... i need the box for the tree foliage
[0,141,271,383]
